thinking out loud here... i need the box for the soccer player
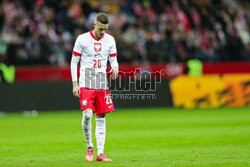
[70,13,118,162]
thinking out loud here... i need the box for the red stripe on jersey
[110,53,117,57]
[72,51,81,56]
[90,30,105,41]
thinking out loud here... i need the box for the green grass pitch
[0,107,249,167]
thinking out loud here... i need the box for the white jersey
[71,30,117,89]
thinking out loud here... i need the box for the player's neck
[93,30,101,39]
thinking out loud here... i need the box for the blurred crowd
[0,0,249,66]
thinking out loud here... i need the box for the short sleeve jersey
[72,30,117,90]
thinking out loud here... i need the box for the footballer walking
[70,13,118,162]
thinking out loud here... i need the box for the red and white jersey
[72,30,117,89]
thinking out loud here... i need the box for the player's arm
[71,36,82,98]
[109,56,119,80]
[109,37,119,80]
[71,55,80,98]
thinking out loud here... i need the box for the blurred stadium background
[0,0,249,166]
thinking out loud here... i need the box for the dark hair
[96,13,109,24]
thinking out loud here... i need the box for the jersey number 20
[93,60,101,68]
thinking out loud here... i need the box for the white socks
[82,109,106,156]
[95,117,106,156]
[82,109,93,148]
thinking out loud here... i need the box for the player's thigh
[80,87,96,112]
[95,89,115,114]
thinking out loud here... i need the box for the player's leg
[95,113,106,156]
[82,108,93,148]
[95,113,112,161]
[82,108,94,161]
[79,87,96,162]
[95,89,114,161]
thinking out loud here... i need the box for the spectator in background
[0,0,249,66]
[244,42,250,61]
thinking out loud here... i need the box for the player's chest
[83,42,110,57]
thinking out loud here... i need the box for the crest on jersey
[94,43,102,51]
[82,100,87,106]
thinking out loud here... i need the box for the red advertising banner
[202,62,250,74]
[15,62,250,82]
[15,63,186,81]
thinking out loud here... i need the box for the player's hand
[109,67,119,80]
[73,84,81,98]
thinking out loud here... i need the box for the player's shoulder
[77,32,89,39]
[104,33,115,42]
[75,32,90,44]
